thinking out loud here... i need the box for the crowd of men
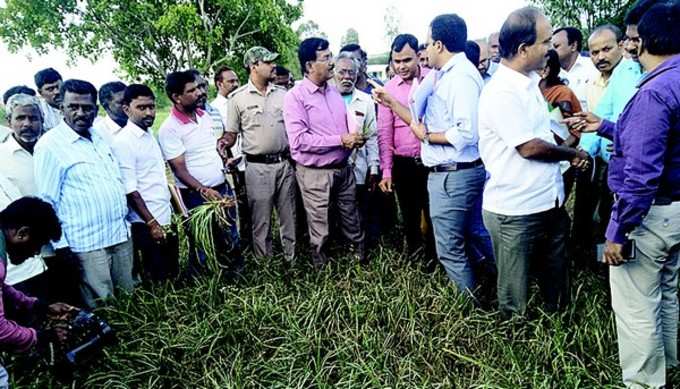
[0,0,679,386]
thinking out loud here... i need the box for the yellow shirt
[586,72,609,113]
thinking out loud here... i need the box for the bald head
[488,32,500,62]
[476,39,491,75]
[588,24,624,75]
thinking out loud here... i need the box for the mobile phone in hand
[596,239,636,263]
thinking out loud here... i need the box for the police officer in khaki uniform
[223,47,297,264]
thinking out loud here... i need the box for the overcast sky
[0,0,528,94]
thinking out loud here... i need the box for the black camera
[45,310,115,369]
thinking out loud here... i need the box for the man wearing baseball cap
[222,47,298,267]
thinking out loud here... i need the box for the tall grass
[8,239,665,388]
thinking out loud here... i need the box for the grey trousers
[245,160,297,261]
[610,202,680,388]
[296,164,364,265]
[76,239,134,308]
[482,206,570,318]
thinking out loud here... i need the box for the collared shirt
[345,89,379,184]
[559,54,599,111]
[0,135,37,196]
[422,53,484,167]
[93,114,124,145]
[110,121,172,226]
[205,103,225,139]
[377,67,429,179]
[585,70,609,113]
[38,99,63,131]
[158,107,225,189]
[0,126,9,143]
[596,54,680,244]
[479,63,565,216]
[227,80,289,155]
[0,175,46,285]
[34,121,129,253]
[211,94,245,172]
[581,59,644,161]
[0,232,38,352]
[283,77,350,167]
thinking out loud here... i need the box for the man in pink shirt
[283,37,367,268]
[375,34,436,268]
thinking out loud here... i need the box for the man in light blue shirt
[580,59,643,160]
[410,14,494,296]
[34,79,133,308]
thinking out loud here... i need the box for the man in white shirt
[409,14,494,296]
[158,71,243,279]
[33,68,63,130]
[0,93,82,305]
[93,81,127,144]
[334,52,382,249]
[479,7,589,318]
[110,84,178,282]
[552,27,599,110]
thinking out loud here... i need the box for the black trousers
[571,158,614,267]
[392,156,437,260]
[131,223,179,283]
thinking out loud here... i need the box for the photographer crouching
[0,197,77,387]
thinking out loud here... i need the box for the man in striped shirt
[34,79,134,308]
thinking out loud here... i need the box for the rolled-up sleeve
[111,139,138,195]
[443,75,481,151]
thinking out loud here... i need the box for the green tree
[296,20,327,40]
[0,0,303,86]
[532,0,635,37]
[340,28,360,47]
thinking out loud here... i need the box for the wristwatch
[423,132,431,145]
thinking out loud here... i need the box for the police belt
[245,151,290,164]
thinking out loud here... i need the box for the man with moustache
[34,79,134,308]
[93,81,127,144]
[110,84,178,282]
[479,7,589,317]
[571,24,625,264]
[222,47,297,265]
[552,27,599,110]
[0,94,50,298]
[372,34,437,267]
[334,52,381,249]
[158,71,243,278]
[476,39,493,83]
[567,4,680,385]
[33,68,63,131]
[283,37,367,268]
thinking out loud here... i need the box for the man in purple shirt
[0,197,77,384]
[283,37,367,268]
[569,3,680,386]
[375,34,437,268]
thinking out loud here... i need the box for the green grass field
[8,236,673,388]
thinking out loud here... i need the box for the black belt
[245,152,290,164]
[428,159,483,173]
[302,161,348,170]
[394,155,424,166]
[653,194,680,205]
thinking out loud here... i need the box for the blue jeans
[181,183,243,278]
[427,165,493,293]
